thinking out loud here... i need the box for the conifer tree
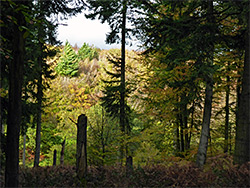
[78,43,98,61]
[56,41,79,77]
[4,1,27,186]
[85,0,139,164]
[2,0,85,184]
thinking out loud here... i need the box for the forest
[0,0,249,187]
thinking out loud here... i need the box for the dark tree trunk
[176,125,180,154]
[34,72,42,167]
[76,114,87,179]
[53,149,57,166]
[34,2,43,168]
[234,3,250,165]
[196,0,214,168]
[119,0,127,164]
[5,2,25,186]
[60,138,66,165]
[101,107,105,165]
[183,104,189,151]
[180,116,184,152]
[224,62,230,153]
[188,101,195,150]
[235,64,242,154]
[235,76,241,133]
[126,156,133,176]
[22,134,26,167]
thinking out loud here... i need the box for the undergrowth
[1,155,249,187]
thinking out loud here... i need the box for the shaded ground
[1,157,249,187]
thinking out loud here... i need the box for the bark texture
[34,2,44,167]
[196,0,214,167]
[196,76,213,167]
[234,3,250,164]
[5,2,25,186]
[76,114,87,179]
[224,63,230,153]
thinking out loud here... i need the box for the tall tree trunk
[183,103,189,151]
[176,125,180,154]
[22,134,26,167]
[34,77,42,167]
[235,62,242,154]
[34,3,43,168]
[60,138,66,165]
[234,2,250,165]
[120,0,127,164]
[5,2,25,186]
[101,107,105,165]
[196,76,213,167]
[188,100,195,150]
[179,114,184,152]
[224,62,230,153]
[196,0,214,168]
[34,39,42,167]
[53,150,57,166]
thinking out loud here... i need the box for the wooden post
[53,149,57,166]
[76,114,87,179]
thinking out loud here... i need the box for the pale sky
[57,13,138,50]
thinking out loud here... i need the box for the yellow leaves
[69,88,75,94]
[68,84,91,108]
[0,88,8,97]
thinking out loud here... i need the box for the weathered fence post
[53,149,57,166]
[76,114,87,179]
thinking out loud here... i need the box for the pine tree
[56,41,79,77]
[78,43,98,61]
[85,0,139,164]
[4,1,27,186]
[101,52,132,165]
[2,0,85,184]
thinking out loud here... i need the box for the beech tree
[196,0,216,168]
[135,0,220,165]
[137,0,249,166]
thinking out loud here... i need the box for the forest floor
[1,155,249,187]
